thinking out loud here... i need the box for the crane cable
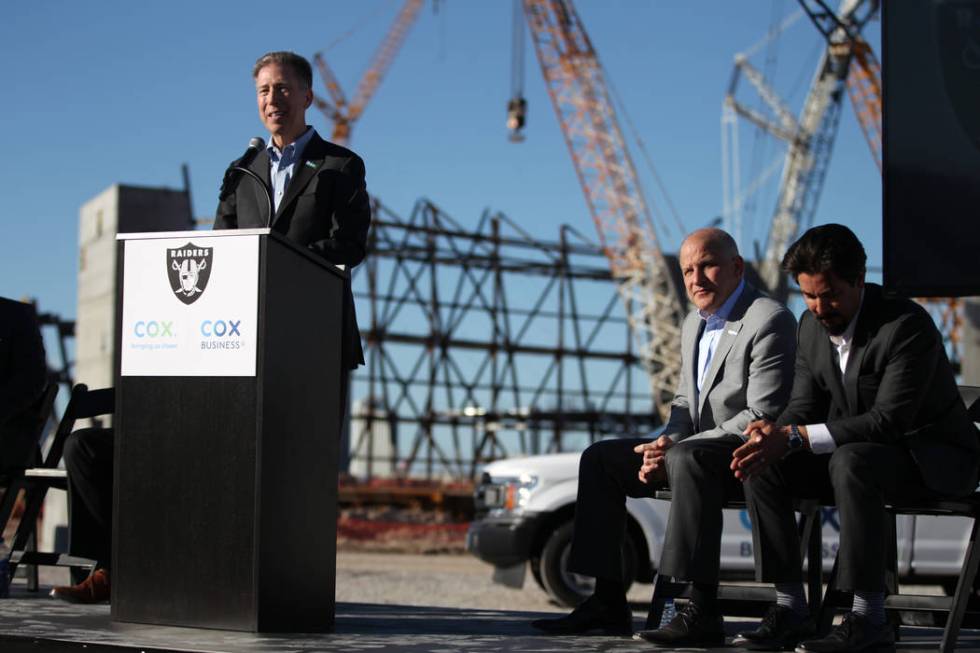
[603,70,686,240]
[317,0,399,54]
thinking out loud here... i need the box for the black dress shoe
[634,601,725,647]
[795,612,895,652]
[530,595,632,635]
[734,604,816,650]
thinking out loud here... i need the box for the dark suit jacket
[213,130,371,369]
[778,283,979,496]
[0,297,47,471]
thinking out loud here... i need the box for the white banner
[120,234,259,376]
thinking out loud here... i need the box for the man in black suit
[730,224,980,652]
[51,52,372,605]
[214,50,371,383]
[0,297,47,473]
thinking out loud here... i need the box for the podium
[111,228,343,632]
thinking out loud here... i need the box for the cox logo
[200,319,242,337]
[134,321,175,338]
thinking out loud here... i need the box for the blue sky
[1,0,881,320]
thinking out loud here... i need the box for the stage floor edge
[4,594,980,652]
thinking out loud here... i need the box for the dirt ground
[332,550,657,613]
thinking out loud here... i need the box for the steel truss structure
[35,308,75,394]
[349,198,660,480]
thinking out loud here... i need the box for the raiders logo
[167,243,213,305]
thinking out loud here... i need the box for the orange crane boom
[522,0,686,417]
[845,38,882,172]
[313,0,424,145]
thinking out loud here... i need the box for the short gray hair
[252,51,313,89]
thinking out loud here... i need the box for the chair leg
[884,514,898,596]
[9,484,47,581]
[798,502,823,616]
[26,532,38,592]
[645,573,669,630]
[0,484,23,541]
[940,515,980,653]
[818,553,842,634]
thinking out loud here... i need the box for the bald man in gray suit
[532,229,797,647]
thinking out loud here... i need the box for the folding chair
[644,493,824,628]
[817,385,980,653]
[0,383,59,535]
[1,384,114,592]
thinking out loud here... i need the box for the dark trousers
[63,427,113,570]
[567,435,743,585]
[745,442,938,592]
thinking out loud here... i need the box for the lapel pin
[727,329,738,336]
[304,160,318,169]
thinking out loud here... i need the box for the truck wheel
[529,555,545,591]
[538,520,636,607]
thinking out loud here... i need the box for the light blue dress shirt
[696,278,745,395]
[267,126,316,213]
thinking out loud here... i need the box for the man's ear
[854,269,866,289]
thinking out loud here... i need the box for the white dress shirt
[806,291,864,454]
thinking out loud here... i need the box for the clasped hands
[634,419,792,484]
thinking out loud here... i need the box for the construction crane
[521,0,687,418]
[723,0,877,296]
[312,0,424,145]
[797,0,882,171]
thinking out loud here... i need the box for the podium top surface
[117,228,346,277]
[116,228,271,240]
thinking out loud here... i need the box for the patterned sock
[852,590,885,626]
[775,582,808,616]
[594,577,626,607]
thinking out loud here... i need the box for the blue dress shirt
[696,278,745,395]
[267,126,316,214]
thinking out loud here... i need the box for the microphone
[222,136,273,225]
[239,136,266,167]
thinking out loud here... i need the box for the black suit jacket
[213,130,371,369]
[778,283,979,496]
[0,297,47,471]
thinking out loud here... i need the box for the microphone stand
[226,166,274,228]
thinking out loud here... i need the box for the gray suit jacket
[662,283,797,443]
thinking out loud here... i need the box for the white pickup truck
[466,449,974,607]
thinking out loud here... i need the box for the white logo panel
[121,234,259,376]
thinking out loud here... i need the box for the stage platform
[4,589,980,653]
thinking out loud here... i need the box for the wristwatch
[786,424,804,454]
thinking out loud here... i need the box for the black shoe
[734,604,816,651]
[531,594,632,635]
[795,612,895,652]
[634,601,725,647]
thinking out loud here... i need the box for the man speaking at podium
[214,50,372,416]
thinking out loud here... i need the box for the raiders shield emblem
[167,243,213,305]
[936,1,980,149]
